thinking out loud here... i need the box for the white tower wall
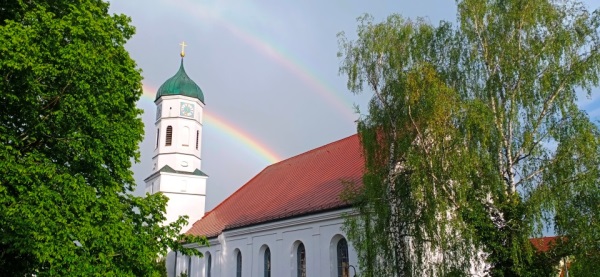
[152,95,204,172]
[145,93,207,233]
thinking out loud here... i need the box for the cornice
[224,208,355,238]
[152,152,202,159]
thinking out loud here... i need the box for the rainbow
[168,0,357,121]
[141,85,282,164]
[203,110,281,164]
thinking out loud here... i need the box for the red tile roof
[186,134,364,237]
[530,236,561,252]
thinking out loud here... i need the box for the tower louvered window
[156,129,160,148]
[165,126,173,146]
[196,130,199,149]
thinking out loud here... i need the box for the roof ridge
[268,133,358,166]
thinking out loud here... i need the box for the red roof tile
[186,134,364,237]
[530,236,562,252]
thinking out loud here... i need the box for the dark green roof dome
[156,59,204,103]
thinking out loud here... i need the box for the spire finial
[179,41,187,58]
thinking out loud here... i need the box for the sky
[108,0,600,211]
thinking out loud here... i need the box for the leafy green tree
[339,15,478,277]
[339,0,600,276]
[0,1,207,276]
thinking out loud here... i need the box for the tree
[0,1,207,276]
[339,15,480,277]
[339,0,600,276]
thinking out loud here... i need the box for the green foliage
[153,257,169,277]
[0,1,207,276]
[339,0,600,276]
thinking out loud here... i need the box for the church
[145,49,361,277]
[143,47,568,277]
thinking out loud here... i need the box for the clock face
[180,102,194,117]
[156,105,162,120]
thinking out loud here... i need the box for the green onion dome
[155,59,204,103]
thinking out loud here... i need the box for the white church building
[145,53,362,277]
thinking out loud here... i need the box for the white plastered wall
[148,172,207,232]
[175,208,359,277]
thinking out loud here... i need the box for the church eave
[222,203,353,233]
[144,165,208,182]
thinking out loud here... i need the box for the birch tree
[339,0,600,276]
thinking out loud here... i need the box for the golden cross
[179,41,187,57]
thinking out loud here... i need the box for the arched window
[264,247,271,277]
[337,239,349,277]
[206,252,212,277]
[236,251,242,277]
[156,128,160,148]
[196,130,200,149]
[297,243,306,277]
[165,126,173,146]
[182,126,190,146]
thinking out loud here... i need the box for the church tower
[145,43,207,232]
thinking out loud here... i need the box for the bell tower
[145,42,207,232]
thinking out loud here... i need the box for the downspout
[174,251,178,277]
